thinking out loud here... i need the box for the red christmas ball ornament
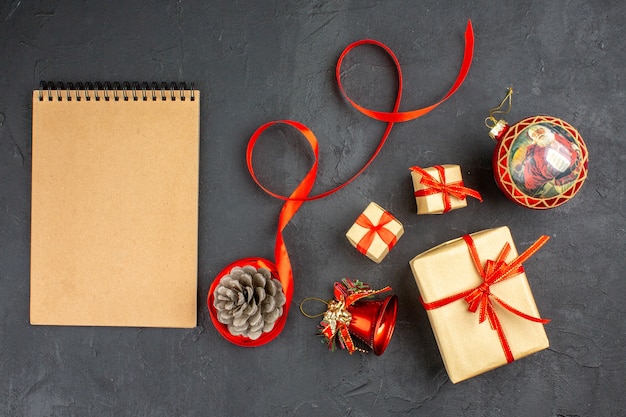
[486,88,588,209]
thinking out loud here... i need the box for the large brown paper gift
[410,164,482,214]
[409,226,550,383]
[346,202,404,263]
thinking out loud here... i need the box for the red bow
[355,211,398,255]
[411,165,482,213]
[421,234,550,363]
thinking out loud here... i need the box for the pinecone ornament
[213,265,287,340]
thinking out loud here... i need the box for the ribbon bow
[319,279,391,353]
[410,165,483,213]
[421,234,550,363]
[355,211,398,255]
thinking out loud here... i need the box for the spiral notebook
[30,82,200,328]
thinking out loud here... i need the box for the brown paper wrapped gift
[346,202,404,263]
[409,226,550,383]
[410,164,482,214]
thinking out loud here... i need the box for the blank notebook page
[30,87,200,327]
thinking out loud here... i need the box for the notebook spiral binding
[38,81,196,102]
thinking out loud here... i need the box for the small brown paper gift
[409,226,550,383]
[346,202,404,263]
[410,164,482,214]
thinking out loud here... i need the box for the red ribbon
[354,211,398,255]
[421,234,550,363]
[239,22,474,345]
[246,120,319,334]
[247,21,474,202]
[410,165,483,213]
[336,22,475,124]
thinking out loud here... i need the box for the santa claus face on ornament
[528,125,554,147]
[509,122,582,198]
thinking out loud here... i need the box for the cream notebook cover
[31,83,200,327]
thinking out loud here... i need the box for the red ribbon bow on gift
[355,211,398,255]
[320,280,391,353]
[410,165,483,213]
[420,234,550,363]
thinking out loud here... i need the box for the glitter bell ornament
[486,88,588,209]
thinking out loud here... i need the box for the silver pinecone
[213,265,286,340]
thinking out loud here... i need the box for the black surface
[1,1,625,416]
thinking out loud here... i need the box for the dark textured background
[1,1,625,416]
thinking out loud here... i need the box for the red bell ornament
[486,89,588,209]
[300,279,398,355]
[345,293,398,355]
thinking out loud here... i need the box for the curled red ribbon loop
[248,120,320,319]
[247,20,475,202]
[231,22,474,346]
[354,211,398,255]
[210,121,319,347]
[410,165,483,213]
[336,20,474,124]
[421,234,550,363]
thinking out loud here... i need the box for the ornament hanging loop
[299,297,329,318]
[485,87,513,129]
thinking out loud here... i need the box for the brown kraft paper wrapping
[411,164,467,214]
[409,226,549,383]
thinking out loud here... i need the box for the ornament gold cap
[486,88,513,140]
[488,119,508,140]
